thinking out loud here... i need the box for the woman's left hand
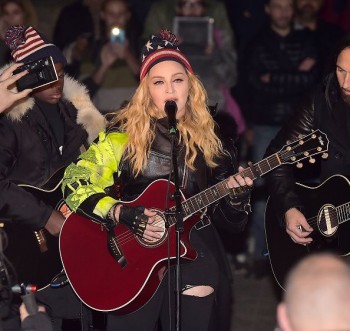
[227,166,254,190]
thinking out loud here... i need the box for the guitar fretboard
[337,202,350,224]
[166,151,284,226]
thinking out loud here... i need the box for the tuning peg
[296,162,303,169]
[321,153,328,159]
[309,157,316,164]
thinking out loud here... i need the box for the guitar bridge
[107,230,127,268]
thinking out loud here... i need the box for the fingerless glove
[119,205,148,237]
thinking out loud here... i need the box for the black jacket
[264,81,350,220]
[0,73,105,230]
[243,27,321,126]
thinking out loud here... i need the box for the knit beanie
[4,25,66,64]
[139,29,193,80]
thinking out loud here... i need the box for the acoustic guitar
[265,174,350,290]
[59,130,329,313]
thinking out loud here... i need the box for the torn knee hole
[181,285,214,297]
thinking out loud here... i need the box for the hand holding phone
[0,63,32,112]
[110,27,125,44]
[13,56,58,91]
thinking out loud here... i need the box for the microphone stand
[168,131,183,331]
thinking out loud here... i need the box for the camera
[110,27,125,44]
[13,56,58,92]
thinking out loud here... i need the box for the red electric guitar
[59,130,328,313]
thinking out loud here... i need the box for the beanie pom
[157,29,179,46]
[5,25,27,51]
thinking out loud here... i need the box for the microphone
[164,100,177,135]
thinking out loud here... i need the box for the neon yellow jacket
[62,130,128,220]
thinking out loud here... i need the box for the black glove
[228,185,253,201]
[226,185,252,213]
[119,205,148,237]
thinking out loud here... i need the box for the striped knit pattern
[140,48,193,80]
[11,26,53,62]
[140,30,194,80]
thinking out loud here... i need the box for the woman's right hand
[285,208,313,245]
[115,205,164,242]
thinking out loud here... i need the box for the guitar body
[3,169,67,290]
[265,174,350,290]
[60,179,198,314]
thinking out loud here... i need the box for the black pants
[106,226,230,331]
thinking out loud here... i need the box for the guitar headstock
[278,130,329,167]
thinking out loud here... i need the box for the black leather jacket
[77,118,250,234]
[115,118,250,233]
[265,82,350,219]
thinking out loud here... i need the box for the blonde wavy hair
[109,69,224,176]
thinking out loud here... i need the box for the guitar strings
[303,204,347,228]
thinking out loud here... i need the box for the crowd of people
[1,0,350,330]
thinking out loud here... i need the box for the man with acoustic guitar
[264,33,350,284]
[0,25,105,330]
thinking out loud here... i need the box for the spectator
[0,0,38,65]
[226,0,268,149]
[242,0,320,278]
[81,0,142,112]
[277,253,350,331]
[142,0,234,45]
[224,0,267,59]
[52,0,104,77]
[293,0,345,74]
[175,0,244,135]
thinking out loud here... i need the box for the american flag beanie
[4,25,66,64]
[139,29,193,80]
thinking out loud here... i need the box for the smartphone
[13,56,58,91]
[110,27,125,44]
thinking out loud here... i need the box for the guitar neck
[337,202,350,224]
[166,152,282,226]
